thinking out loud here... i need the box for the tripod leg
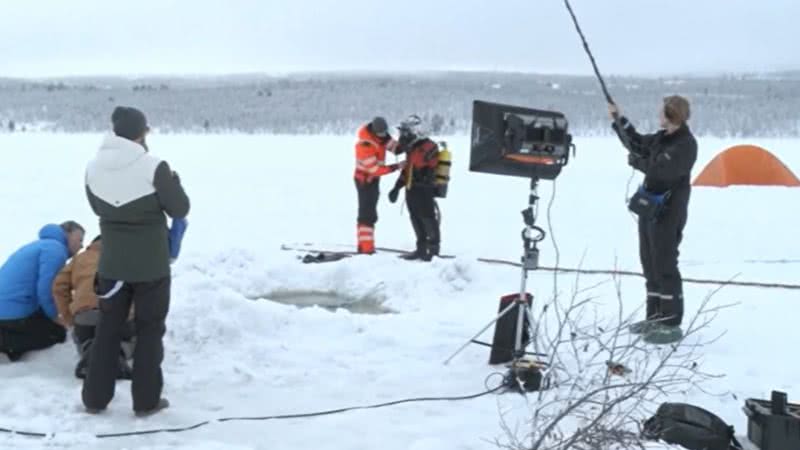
[522,303,540,356]
[443,300,519,365]
[514,267,530,359]
[514,302,527,359]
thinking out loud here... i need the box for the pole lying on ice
[476,258,800,290]
[280,244,800,290]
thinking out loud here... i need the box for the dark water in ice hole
[257,291,395,315]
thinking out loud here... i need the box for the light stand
[514,177,546,356]
[459,99,575,393]
[444,178,548,392]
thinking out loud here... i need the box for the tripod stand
[444,177,547,370]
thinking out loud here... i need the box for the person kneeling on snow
[52,235,135,379]
[0,222,85,361]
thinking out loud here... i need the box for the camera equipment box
[743,391,800,450]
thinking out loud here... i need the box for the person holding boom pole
[609,98,697,344]
[562,0,698,343]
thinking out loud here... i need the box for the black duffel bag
[642,402,743,450]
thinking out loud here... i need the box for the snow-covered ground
[1,131,798,449]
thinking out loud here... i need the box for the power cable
[1,384,507,440]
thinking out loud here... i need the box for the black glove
[388,187,400,203]
[628,153,648,171]
[398,131,416,150]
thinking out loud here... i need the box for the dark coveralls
[391,137,440,261]
[613,116,698,326]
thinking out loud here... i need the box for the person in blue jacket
[0,221,86,361]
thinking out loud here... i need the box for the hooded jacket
[85,134,190,282]
[0,224,70,321]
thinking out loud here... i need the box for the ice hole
[258,290,395,315]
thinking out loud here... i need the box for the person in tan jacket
[52,236,135,379]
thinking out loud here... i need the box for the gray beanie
[370,116,388,135]
[111,106,148,141]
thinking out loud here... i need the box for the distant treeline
[1,71,798,137]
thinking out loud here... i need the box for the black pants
[638,187,689,326]
[407,185,440,255]
[355,178,379,226]
[74,315,136,359]
[74,319,135,380]
[0,309,66,360]
[74,321,135,355]
[82,276,170,412]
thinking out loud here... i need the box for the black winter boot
[117,352,133,380]
[400,250,423,260]
[400,241,425,260]
[75,358,89,379]
[629,294,662,334]
[420,243,434,262]
[135,398,170,418]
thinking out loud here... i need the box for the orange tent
[692,144,800,187]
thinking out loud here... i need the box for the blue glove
[168,218,188,263]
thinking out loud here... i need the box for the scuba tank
[434,141,451,198]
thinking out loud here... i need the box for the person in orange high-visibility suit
[354,117,404,254]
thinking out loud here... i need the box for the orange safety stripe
[357,224,375,253]
[504,154,558,165]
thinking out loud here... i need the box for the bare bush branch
[495,259,731,450]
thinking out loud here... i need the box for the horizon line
[2,67,799,82]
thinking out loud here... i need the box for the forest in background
[1,71,798,137]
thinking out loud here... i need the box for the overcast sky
[1,0,797,78]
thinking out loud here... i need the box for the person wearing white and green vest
[81,106,190,417]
